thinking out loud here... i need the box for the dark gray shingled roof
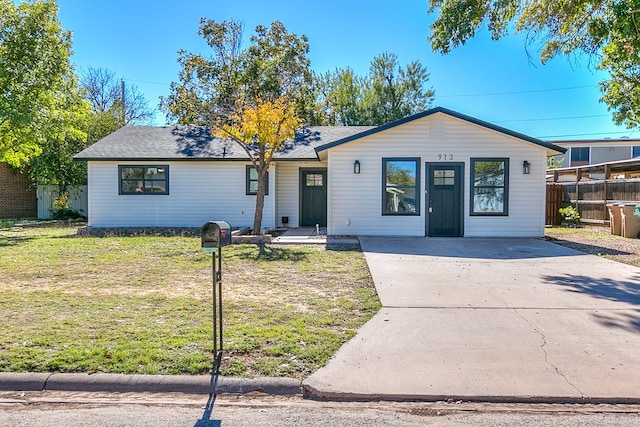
[73,107,567,161]
[73,125,374,161]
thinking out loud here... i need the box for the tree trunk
[252,168,267,234]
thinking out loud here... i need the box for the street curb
[0,373,52,391]
[3,373,639,404]
[0,373,302,395]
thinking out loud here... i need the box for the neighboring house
[0,163,36,219]
[548,138,640,168]
[73,107,565,237]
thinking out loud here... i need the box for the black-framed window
[470,158,508,215]
[119,165,169,195]
[382,158,420,215]
[246,166,269,195]
[632,146,640,158]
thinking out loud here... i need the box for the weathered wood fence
[546,179,640,225]
[546,184,564,226]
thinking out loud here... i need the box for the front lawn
[0,225,380,379]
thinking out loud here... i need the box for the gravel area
[545,226,640,268]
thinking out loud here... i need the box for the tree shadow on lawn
[231,244,309,262]
[542,273,640,332]
[0,234,35,247]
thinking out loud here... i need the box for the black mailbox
[201,221,232,249]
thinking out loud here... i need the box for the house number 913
[437,154,454,160]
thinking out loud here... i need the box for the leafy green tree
[161,19,314,125]
[28,75,92,195]
[162,19,313,232]
[317,67,367,126]
[318,53,434,125]
[547,156,564,169]
[426,0,640,129]
[0,0,83,168]
[244,22,314,117]
[365,52,434,125]
[597,3,640,128]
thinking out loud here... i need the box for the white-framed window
[570,147,590,165]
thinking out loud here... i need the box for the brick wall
[0,164,37,218]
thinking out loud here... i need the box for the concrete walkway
[271,227,360,247]
[304,237,640,403]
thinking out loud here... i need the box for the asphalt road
[1,392,639,427]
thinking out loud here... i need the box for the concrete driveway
[304,238,640,402]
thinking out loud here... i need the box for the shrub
[559,205,581,227]
[51,192,84,220]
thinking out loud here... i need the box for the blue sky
[54,0,634,141]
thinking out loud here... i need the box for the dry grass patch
[546,225,640,267]
[0,226,380,379]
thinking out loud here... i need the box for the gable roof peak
[315,106,566,155]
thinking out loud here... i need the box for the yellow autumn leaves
[213,97,301,158]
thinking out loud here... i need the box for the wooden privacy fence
[546,179,640,225]
[546,184,563,226]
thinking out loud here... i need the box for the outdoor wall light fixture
[354,160,361,174]
[523,160,531,175]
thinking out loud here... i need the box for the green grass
[0,226,380,378]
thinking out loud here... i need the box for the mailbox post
[201,221,231,386]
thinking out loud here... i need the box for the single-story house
[73,107,566,237]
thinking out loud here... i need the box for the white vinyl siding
[326,113,547,237]
[275,161,326,228]
[85,112,548,237]
[86,161,275,229]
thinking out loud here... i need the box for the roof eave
[73,156,321,162]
